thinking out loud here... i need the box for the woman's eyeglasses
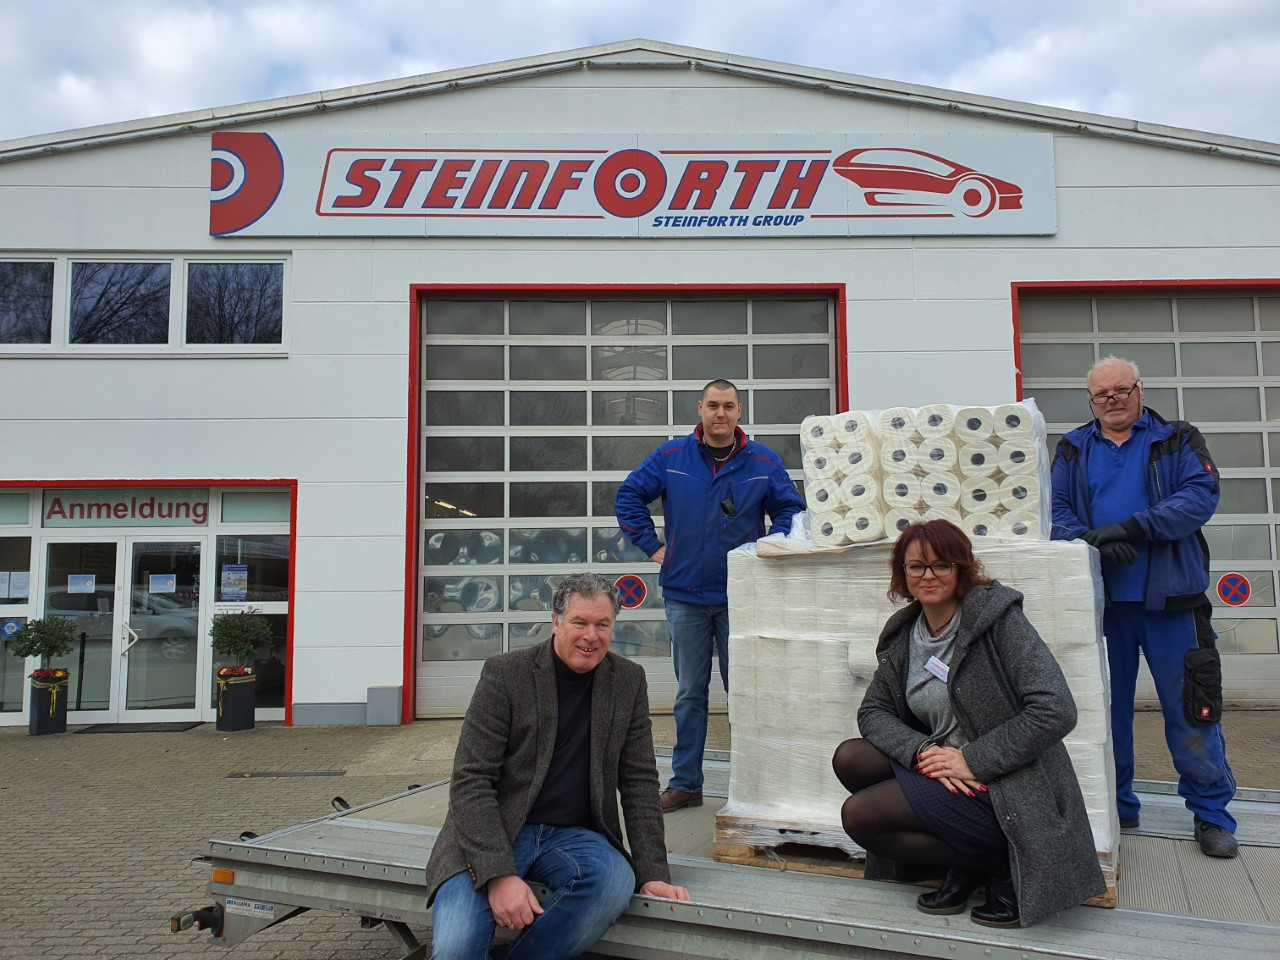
[1088,382,1140,407]
[904,562,956,578]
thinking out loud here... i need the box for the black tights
[832,738,1007,877]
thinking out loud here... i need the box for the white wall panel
[1054,135,1280,188]
[289,301,409,356]
[0,185,211,250]
[297,482,407,538]
[291,589,404,650]
[294,535,405,592]
[844,299,1014,354]
[1,419,406,483]
[291,248,375,303]
[291,645,402,702]
[845,350,1015,409]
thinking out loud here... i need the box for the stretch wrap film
[722,537,1118,893]
[798,400,1052,544]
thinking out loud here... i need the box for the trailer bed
[196,753,1280,959]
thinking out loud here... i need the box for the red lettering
[114,502,129,519]
[45,497,66,520]
[539,159,594,210]
[593,149,667,218]
[731,160,778,209]
[462,159,501,208]
[768,159,829,209]
[332,158,385,208]
[424,159,474,208]
[670,161,728,210]
[490,160,550,209]
[386,159,437,208]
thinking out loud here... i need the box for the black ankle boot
[970,875,1020,928]
[916,870,985,915]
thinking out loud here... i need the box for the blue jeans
[1104,603,1236,831]
[429,824,635,960]
[665,598,729,793]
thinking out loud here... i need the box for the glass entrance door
[117,539,203,721]
[44,540,120,721]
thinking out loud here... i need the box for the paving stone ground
[2,709,1275,959]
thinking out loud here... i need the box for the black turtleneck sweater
[524,648,595,828]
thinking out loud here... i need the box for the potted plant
[210,611,272,731]
[10,616,77,735]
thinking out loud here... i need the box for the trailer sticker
[225,898,276,919]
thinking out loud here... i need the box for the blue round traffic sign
[1216,573,1250,607]
[615,574,647,609]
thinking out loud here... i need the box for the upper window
[0,261,54,344]
[0,257,284,351]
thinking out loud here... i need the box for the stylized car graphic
[832,148,1023,217]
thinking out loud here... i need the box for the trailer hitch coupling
[170,904,223,937]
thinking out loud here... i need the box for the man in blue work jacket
[615,379,804,812]
[1051,356,1237,857]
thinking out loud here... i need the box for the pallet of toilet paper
[713,536,1119,906]
[800,401,1051,546]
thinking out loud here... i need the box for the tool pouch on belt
[1185,602,1223,725]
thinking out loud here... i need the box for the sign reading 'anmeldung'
[211,133,1056,238]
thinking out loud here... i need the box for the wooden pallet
[714,811,1119,908]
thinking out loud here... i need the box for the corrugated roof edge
[2,38,1278,164]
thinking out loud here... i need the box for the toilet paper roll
[1000,509,1042,539]
[811,511,850,546]
[880,439,921,473]
[832,411,875,447]
[995,440,1040,476]
[884,506,921,537]
[836,441,875,475]
[997,475,1037,513]
[916,404,956,438]
[958,441,1000,478]
[955,406,997,442]
[963,511,1002,539]
[839,473,879,510]
[918,437,959,473]
[994,403,1034,440]
[878,406,918,440]
[960,475,1000,513]
[921,504,962,525]
[882,473,924,510]
[800,415,838,449]
[843,509,886,544]
[806,477,844,513]
[921,471,962,507]
[802,447,842,481]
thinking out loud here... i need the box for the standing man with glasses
[1050,356,1237,857]
[616,379,804,812]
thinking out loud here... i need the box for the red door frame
[402,283,849,722]
[0,478,298,724]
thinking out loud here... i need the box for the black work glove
[1083,523,1129,546]
[1099,541,1138,566]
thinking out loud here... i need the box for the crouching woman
[832,520,1105,927]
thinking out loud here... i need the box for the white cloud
[0,0,1277,143]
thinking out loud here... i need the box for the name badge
[925,655,949,683]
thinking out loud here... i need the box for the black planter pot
[29,675,69,736]
[216,674,257,732]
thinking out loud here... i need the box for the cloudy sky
[2,0,1279,145]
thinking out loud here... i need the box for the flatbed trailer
[174,754,1280,960]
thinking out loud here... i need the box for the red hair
[887,519,991,604]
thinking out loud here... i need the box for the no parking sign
[1216,572,1251,607]
[615,574,647,609]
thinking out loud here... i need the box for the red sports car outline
[832,147,1023,218]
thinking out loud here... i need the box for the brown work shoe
[659,787,703,812]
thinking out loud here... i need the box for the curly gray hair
[552,573,621,619]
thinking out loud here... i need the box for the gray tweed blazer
[424,640,670,904]
[857,582,1107,927]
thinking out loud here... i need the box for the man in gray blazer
[424,572,691,959]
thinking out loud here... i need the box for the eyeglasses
[904,562,956,578]
[1088,382,1141,407]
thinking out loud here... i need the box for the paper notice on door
[68,574,95,594]
[10,572,29,599]
[150,574,177,594]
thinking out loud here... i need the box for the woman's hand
[915,745,986,798]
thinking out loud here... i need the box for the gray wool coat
[857,583,1107,927]
[423,640,671,905]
